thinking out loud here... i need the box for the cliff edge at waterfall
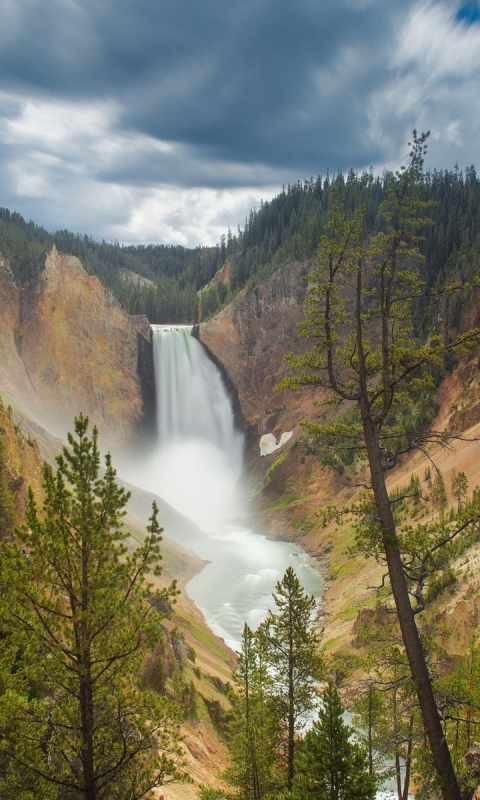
[198,259,315,451]
[0,246,153,441]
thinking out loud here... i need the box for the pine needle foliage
[0,415,184,800]
[291,681,376,800]
[278,132,480,800]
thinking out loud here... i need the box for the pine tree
[0,436,15,540]
[437,640,480,795]
[0,415,183,800]
[261,567,323,790]
[291,681,376,800]
[278,132,480,800]
[352,618,419,800]
[226,624,278,799]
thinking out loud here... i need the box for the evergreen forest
[1,163,480,324]
[3,145,480,798]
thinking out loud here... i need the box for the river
[120,324,323,651]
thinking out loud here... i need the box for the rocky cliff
[199,258,480,663]
[198,260,315,457]
[0,246,154,442]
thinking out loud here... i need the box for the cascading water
[153,325,242,462]
[149,324,244,528]
[120,323,323,650]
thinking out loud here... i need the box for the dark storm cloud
[0,0,409,176]
[118,0,391,170]
[1,0,480,244]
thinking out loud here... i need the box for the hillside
[251,355,480,655]
[2,164,480,327]
[0,399,236,798]
[0,247,236,796]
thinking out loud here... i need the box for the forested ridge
[1,163,480,323]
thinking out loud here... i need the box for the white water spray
[118,323,323,651]
[135,325,244,529]
[153,325,242,460]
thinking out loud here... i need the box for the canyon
[3,243,480,798]
[4,244,480,658]
[0,245,324,798]
[0,246,153,442]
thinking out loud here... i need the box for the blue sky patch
[456,1,480,24]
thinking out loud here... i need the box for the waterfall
[119,324,323,652]
[152,325,241,459]
[146,325,243,527]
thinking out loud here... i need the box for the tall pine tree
[292,681,376,800]
[0,415,183,800]
[261,567,323,790]
[226,624,278,799]
[278,132,480,800]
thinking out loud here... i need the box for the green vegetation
[2,157,480,324]
[0,438,15,541]
[291,681,376,800]
[0,415,184,799]
[224,571,382,800]
[226,624,279,800]
[226,568,325,797]
[263,449,288,488]
[0,208,221,323]
[279,133,480,799]
[4,143,480,797]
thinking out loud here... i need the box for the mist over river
[120,325,323,650]
[184,524,322,650]
[117,328,408,799]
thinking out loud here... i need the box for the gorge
[4,173,480,796]
[119,324,323,650]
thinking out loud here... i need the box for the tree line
[1,157,480,324]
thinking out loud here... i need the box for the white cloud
[0,1,479,245]
[0,91,286,245]
[112,185,281,247]
[395,1,480,81]
[364,1,480,173]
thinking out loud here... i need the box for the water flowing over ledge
[123,324,324,650]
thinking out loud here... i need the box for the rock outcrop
[0,401,45,525]
[0,255,37,409]
[0,246,153,442]
[198,260,315,452]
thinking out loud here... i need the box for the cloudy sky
[1,0,479,247]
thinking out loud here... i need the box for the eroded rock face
[0,246,153,442]
[198,260,315,448]
[0,256,37,407]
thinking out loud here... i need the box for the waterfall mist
[117,323,323,651]
[122,325,244,529]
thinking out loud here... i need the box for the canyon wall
[198,260,315,453]
[0,246,154,442]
